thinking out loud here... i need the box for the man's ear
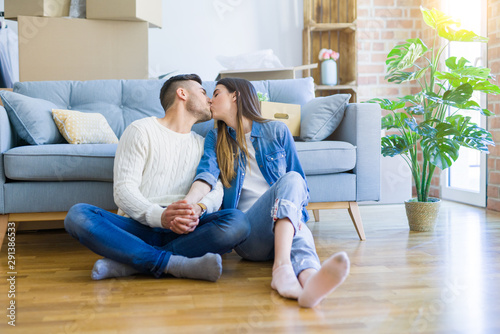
[177,87,188,101]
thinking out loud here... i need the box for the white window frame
[440,0,488,207]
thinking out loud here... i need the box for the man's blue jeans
[64,204,249,278]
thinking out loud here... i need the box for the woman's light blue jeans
[64,204,250,278]
[234,171,321,276]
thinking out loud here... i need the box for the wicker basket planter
[404,198,441,232]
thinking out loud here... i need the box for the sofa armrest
[0,105,15,214]
[328,103,381,201]
[0,106,14,153]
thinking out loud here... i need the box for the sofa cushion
[300,94,351,142]
[295,141,356,175]
[52,109,119,144]
[4,181,117,213]
[0,90,65,145]
[4,144,116,181]
[307,173,356,202]
[267,77,315,107]
[4,139,353,181]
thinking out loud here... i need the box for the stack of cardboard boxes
[5,0,161,81]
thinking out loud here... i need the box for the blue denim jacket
[194,120,310,222]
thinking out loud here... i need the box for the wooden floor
[1,201,499,334]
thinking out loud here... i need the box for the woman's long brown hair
[216,78,268,188]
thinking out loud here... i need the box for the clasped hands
[161,200,203,234]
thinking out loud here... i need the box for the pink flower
[318,48,340,61]
[318,48,328,61]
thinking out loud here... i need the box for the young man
[64,74,249,282]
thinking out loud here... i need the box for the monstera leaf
[442,83,473,105]
[405,104,425,114]
[386,39,429,74]
[472,81,500,95]
[447,114,494,151]
[368,98,405,111]
[381,135,412,157]
[386,66,429,84]
[444,57,490,79]
[421,137,460,169]
[445,56,469,70]
[420,122,460,169]
[421,6,488,42]
[381,112,410,130]
[398,94,426,114]
[421,6,460,30]
[424,84,473,108]
[400,94,423,104]
[405,119,439,137]
[456,101,495,116]
[438,26,489,43]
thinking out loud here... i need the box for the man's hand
[161,200,199,234]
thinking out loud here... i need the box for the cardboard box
[87,0,162,28]
[0,89,14,106]
[5,0,71,19]
[18,16,149,82]
[216,64,318,81]
[260,101,301,136]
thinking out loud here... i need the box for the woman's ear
[232,91,239,102]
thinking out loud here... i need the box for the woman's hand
[184,180,212,204]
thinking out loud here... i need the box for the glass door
[441,0,488,207]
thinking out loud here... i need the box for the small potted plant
[369,7,499,231]
[319,48,340,86]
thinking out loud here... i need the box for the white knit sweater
[113,117,223,228]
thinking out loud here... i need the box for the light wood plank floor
[1,201,499,334]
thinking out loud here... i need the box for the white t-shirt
[237,133,271,212]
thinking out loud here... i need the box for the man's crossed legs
[64,203,249,281]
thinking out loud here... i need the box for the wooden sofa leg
[312,209,320,222]
[0,214,9,251]
[347,202,366,241]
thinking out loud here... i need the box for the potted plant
[319,48,340,85]
[369,7,499,231]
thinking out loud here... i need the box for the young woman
[187,78,349,307]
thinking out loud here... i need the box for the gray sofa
[0,77,380,247]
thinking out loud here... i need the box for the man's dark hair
[159,74,202,111]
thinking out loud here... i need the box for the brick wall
[357,0,424,102]
[487,0,500,210]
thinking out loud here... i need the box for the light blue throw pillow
[300,94,351,142]
[0,91,65,145]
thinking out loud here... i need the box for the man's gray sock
[91,258,140,280]
[165,253,222,282]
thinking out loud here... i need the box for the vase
[404,198,441,232]
[321,59,337,85]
